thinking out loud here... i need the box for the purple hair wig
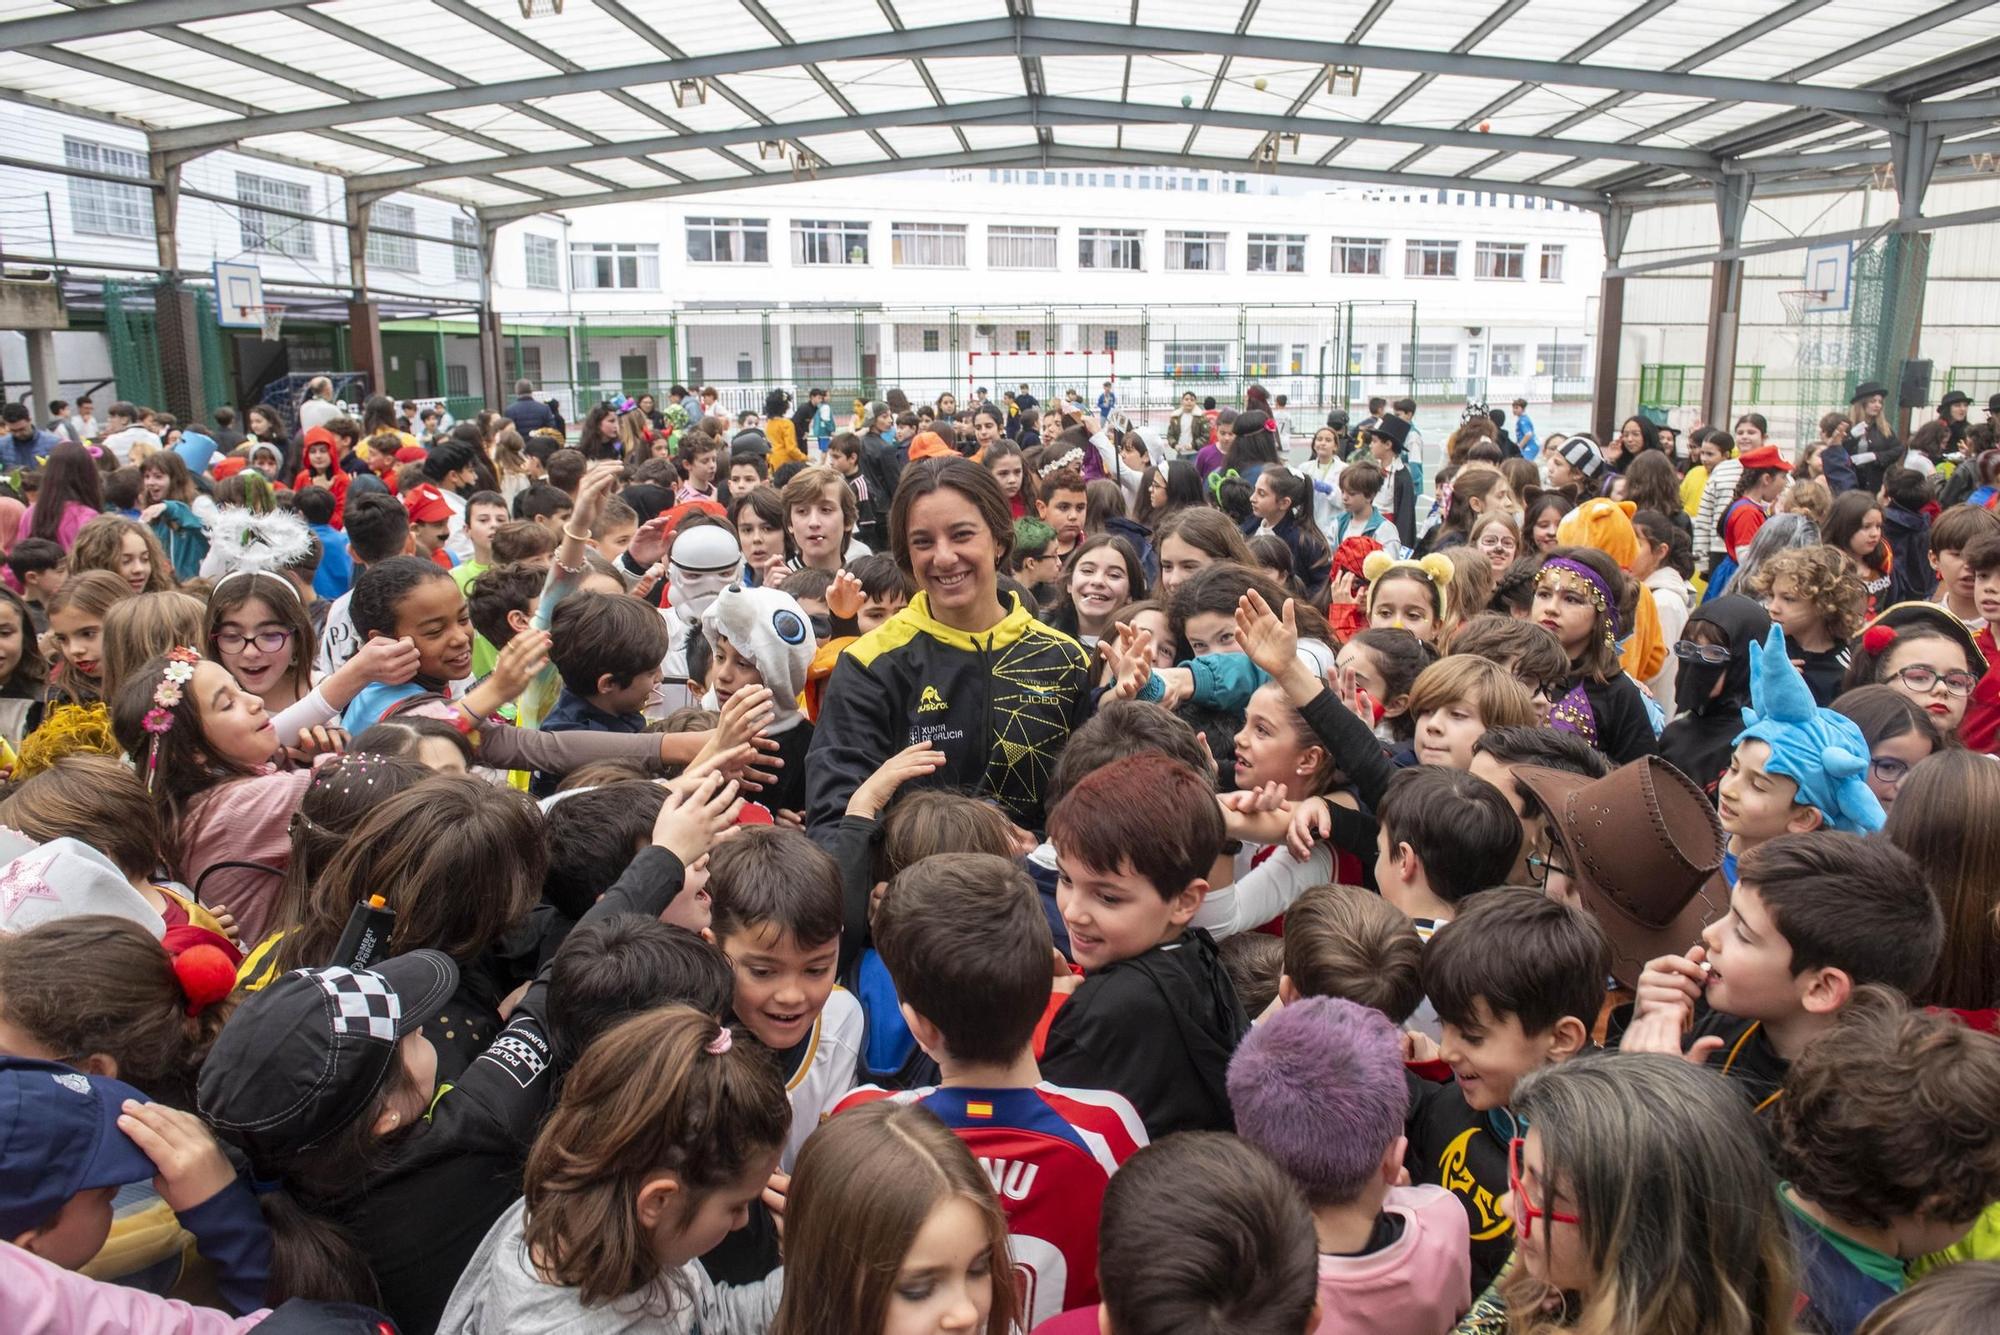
[1226,995,1410,1205]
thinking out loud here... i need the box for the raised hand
[826,569,864,621]
[1233,589,1298,679]
[653,770,744,865]
[1103,622,1156,702]
[627,513,673,569]
[847,741,948,820]
[570,460,622,534]
[487,628,551,701]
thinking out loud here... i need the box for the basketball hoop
[246,304,285,341]
[1778,288,1829,323]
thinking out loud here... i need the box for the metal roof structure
[0,0,1994,236]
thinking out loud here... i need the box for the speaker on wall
[1899,358,1933,406]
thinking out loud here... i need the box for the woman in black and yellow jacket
[807,456,1093,837]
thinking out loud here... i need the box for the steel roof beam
[1315,0,1532,169]
[0,0,321,50]
[478,147,1049,223]
[1604,199,2000,276]
[1451,0,1834,185]
[147,15,1899,154]
[349,94,1718,196]
[477,143,1611,225]
[1386,0,1676,174]
[1581,5,2000,195]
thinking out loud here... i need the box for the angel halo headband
[210,567,302,602]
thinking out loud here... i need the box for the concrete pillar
[476,220,505,410]
[147,150,181,274]
[1589,206,1632,443]
[1699,178,1754,434]
[477,307,505,408]
[23,330,56,421]
[346,193,382,398]
[154,285,202,425]
[349,300,384,402]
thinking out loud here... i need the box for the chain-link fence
[496,300,1597,468]
[1629,234,1943,448]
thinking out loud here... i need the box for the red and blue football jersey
[833,1081,1146,1326]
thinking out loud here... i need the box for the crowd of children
[0,382,1998,1335]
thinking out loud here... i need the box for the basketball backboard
[214,261,265,328]
[1799,242,1852,314]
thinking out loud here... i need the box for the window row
[1344,342,1589,380]
[675,217,1565,279]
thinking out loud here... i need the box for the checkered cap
[311,967,403,1044]
[199,950,457,1169]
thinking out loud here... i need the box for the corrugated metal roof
[0,0,1987,220]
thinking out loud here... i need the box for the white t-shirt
[315,590,358,678]
[781,987,864,1172]
[298,398,343,434]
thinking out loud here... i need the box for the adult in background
[808,456,1093,839]
[1907,390,1972,468]
[1846,380,1904,495]
[501,377,560,437]
[296,376,341,434]
[0,404,62,469]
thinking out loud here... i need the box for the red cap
[403,482,452,524]
[733,800,775,827]
[394,444,428,464]
[210,456,247,480]
[1737,444,1792,472]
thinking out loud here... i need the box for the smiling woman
[806,457,1093,837]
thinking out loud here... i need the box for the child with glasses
[1451,1051,1796,1335]
[1830,685,1942,812]
[1841,603,1989,743]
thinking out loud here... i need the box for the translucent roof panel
[0,0,1987,219]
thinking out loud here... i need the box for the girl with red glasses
[1456,1052,1796,1334]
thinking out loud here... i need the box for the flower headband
[1538,557,1622,639]
[142,646,200,792]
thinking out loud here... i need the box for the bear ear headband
[1360,552,1456,625]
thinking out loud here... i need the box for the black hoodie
[1657,595,1771,800]
[1039,927,1249,1139]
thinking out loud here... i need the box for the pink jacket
[15,500,98,552]
[3,1241,270,1334]
[178,768,313,944]
[1314,1185,1472,1335]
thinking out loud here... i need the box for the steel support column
[1590,206,1633,443]
[476,220,506,409]
[1700,177,1754,432]
[346,196,384,400]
